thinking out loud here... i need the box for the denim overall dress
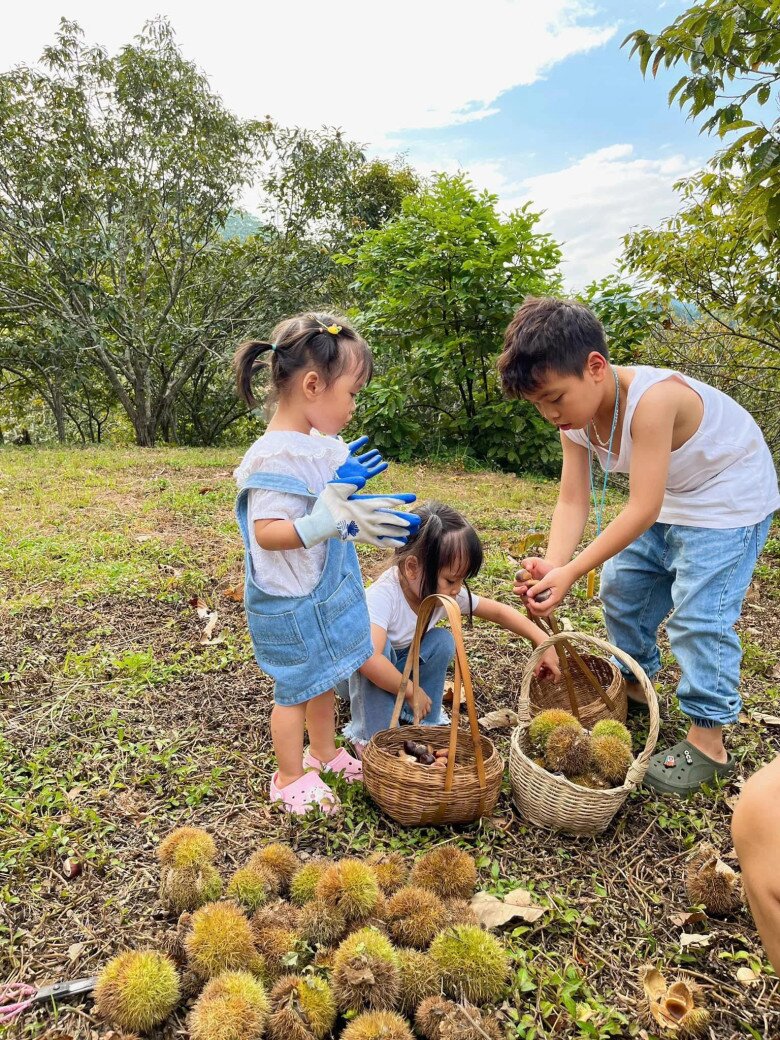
[236,471,374,706]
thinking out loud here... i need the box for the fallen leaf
[503,887,536,908]
[200,612,219,644]
[738,712,751,724]
[754,712,780,726]
[443,682,464,707]
[575,1004,595,1023]
[560,616,574,632]
[470,890,547,929]
[478,709,519,731]
[134,533,153,543]
[679,932,711,949]
[736,966,760,986]
[67,942,85,961]
[670,911,707,927]
[188,595,210,619]
[222,586,243,602]
[198,486,215,494]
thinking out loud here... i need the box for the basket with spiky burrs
[510,632,659,835]
[363,595,503,827]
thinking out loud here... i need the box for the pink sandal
[269,770,340,815]
[303,746,363,782]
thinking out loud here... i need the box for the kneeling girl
[344,501,560,751]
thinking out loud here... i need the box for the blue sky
[3,1,710,289]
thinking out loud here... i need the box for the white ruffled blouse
[234,430,349,597]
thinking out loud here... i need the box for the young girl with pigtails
[233,313,419,816]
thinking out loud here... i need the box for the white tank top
[564,366,780,528]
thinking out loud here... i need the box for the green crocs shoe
[643,739,735,796]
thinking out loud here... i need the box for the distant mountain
[221,210,263,241]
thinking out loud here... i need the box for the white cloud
[1,1,614,142]
[519,144,701,289]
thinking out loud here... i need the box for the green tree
[0,18,268,446]
[623,169,780,454]
[579,277,664,364]
[625,0,780,237]
[346,174,563,471]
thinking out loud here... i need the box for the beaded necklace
[585,366,620,598]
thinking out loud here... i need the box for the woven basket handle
[390,594,487,798]
[519,632,660,788]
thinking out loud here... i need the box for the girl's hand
[535,646,561,682]
[513,557,553,597]
[525,566,575,617]
[333,436,388,490]
[405,682,432,724]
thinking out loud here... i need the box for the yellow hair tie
[318,321,342,336]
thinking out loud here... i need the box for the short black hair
[498,296,608,398]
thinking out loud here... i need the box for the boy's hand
[535,646,561,682]
[514,557,553,597]
[525,565,575,616]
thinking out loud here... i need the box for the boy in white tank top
[498,297,779,796]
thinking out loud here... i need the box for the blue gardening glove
[294,484,419,549]
[331,436,388,490]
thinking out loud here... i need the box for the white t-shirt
[564,366,780,528]
[234,429,349,597]
[366,566,480,651]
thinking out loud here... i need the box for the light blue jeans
[600,515,773,728]
[342,628,455,745]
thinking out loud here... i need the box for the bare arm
[545,434,591,566]
[564,389,673,580]
[254,518,304,550]
[526,387,675,614]
[474,598,562,680]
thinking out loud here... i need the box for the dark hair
[394,501,483,617]
[233,312,373,410]
[498,296,609,398]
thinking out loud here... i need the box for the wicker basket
[529,652,627,726]
[509,632,659,835]
[362,594,503,827]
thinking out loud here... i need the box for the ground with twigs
[1,447,779,1040]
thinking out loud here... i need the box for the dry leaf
[160,564,184,578]
[679,932,711,949]
[200,612,220,644]
[222,586,243,602]
[735,966,760,986]
[478,709,519,731]
[134,533,153,543]
[754,712,780,726]
[669,911,707,927]
[198,486,215,494]
[470,890,546,929]
[504,887,535,908]
[67,942,85,961]
[188,595,210,619]
[442,682,464,706]
[738,712,751,724]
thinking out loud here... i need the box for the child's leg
[600,524,673,689]
[344,641,401,746]
[732,756,780,973]
[643,516,772,794]
[270,701,308,789]
[665,518,772,744]
[305,688,338,764]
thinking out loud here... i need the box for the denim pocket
[316,572,369,661]
[247,607,309,667]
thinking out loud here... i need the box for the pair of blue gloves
[294,436,420,549]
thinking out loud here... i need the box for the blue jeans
[600,516,773,728]
[342,628,455,744]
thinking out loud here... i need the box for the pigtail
[233,340,275,409]
[418,512,444,601]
